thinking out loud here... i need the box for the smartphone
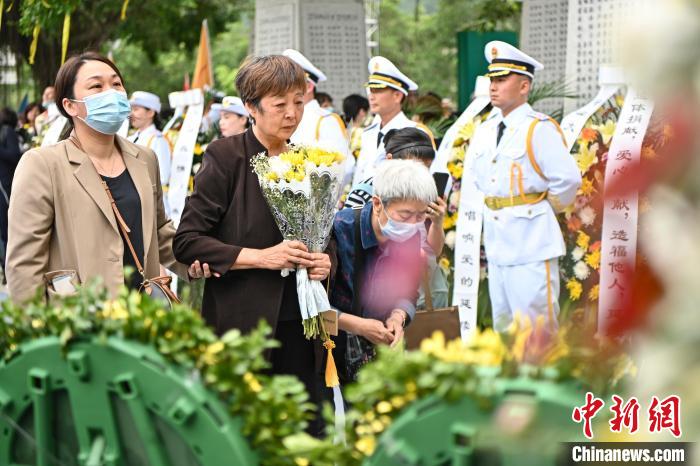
[433,172,449,197]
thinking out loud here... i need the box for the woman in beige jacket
[6,52,205,302]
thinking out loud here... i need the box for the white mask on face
[378,200,420,242]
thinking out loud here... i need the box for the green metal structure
[456,30,518,112]
[366,377,581,466]
[0,336,258,466]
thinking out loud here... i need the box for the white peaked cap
[484,41,544,79]
[365,56,418,95]
[129,91,162,113]
[220,96,249,117]
[282,49,327,84]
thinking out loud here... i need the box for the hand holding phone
[433,172,449,197]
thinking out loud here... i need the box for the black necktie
[496,121,506,145]
[377,131,384,148]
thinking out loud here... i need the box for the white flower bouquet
[252,145,346,339]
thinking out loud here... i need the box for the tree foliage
[1,0,252,96]
[377,0,521,100]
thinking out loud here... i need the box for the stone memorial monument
[254,0,368,105]
[520,0,570,115]
[563,0,652,113]
[521,0,652,115]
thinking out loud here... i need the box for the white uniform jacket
[128,124,172,186]
[468,103,581,266]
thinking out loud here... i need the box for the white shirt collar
[500,102,532,128]
[378,111,410,133]
[305,99,321,112]
[133,124,157,143]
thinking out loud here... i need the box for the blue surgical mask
[379,201,420,242]
[72,89,131,134]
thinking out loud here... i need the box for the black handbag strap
[352,207,366,317]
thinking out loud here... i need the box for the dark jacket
[0,124,22,198]
[173,128,335,335]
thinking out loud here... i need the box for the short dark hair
[342,94,369,123]
[22,102,43,122]
[235,55,306,110]
[54,51,125,121]
[316,92,332,106]
[0,107,18,128]
[384,127,435,163]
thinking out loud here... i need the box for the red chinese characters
[572,393,683,439]
[648,395,681,438]
[609,395,640,434]
[572,392,605,439]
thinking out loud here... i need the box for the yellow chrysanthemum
[592,120,616,145]
[579,177,596,196]
[588,284,600,301]
[355,436,376,456]
[438,256,450,273]
[566,279,583,301]
[31,318,45,329]
[390,396,406,409]
[295,458,310,466]
[376,401,393,414]
[194,143,203,155]
[575,142,599,175]
[447,160,463,180]
[454,120,476,146]
[202,341,225,365]
[442,213,456,230]
[370,419,385,433]
[280,150,305,167]
[584,250,600,270]
[243,371,262,393]
[576,231,590,250]
[448,145,465,163]
[103,300,129,320]
[508,313,533,362]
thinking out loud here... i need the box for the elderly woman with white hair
[330,159,437,381]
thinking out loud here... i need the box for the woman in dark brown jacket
[173,56,332,433]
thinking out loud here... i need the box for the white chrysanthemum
[445,231,456,250]
[268,156,292,178]
[571,247,585,262]
[579,206,597,226]
[573,261,591,280]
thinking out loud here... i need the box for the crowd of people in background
[1,41,579,436]
[0,55,459,286]
[1,50,461,433]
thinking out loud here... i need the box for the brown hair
[54,51,125,121]
[235,55,306,111]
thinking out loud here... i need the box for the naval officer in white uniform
[468,41,581,332]
[283,49,353,185]
[353,56,434,186]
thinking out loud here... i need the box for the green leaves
[0,283,313,466]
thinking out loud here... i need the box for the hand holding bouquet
[252,145,345,339]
